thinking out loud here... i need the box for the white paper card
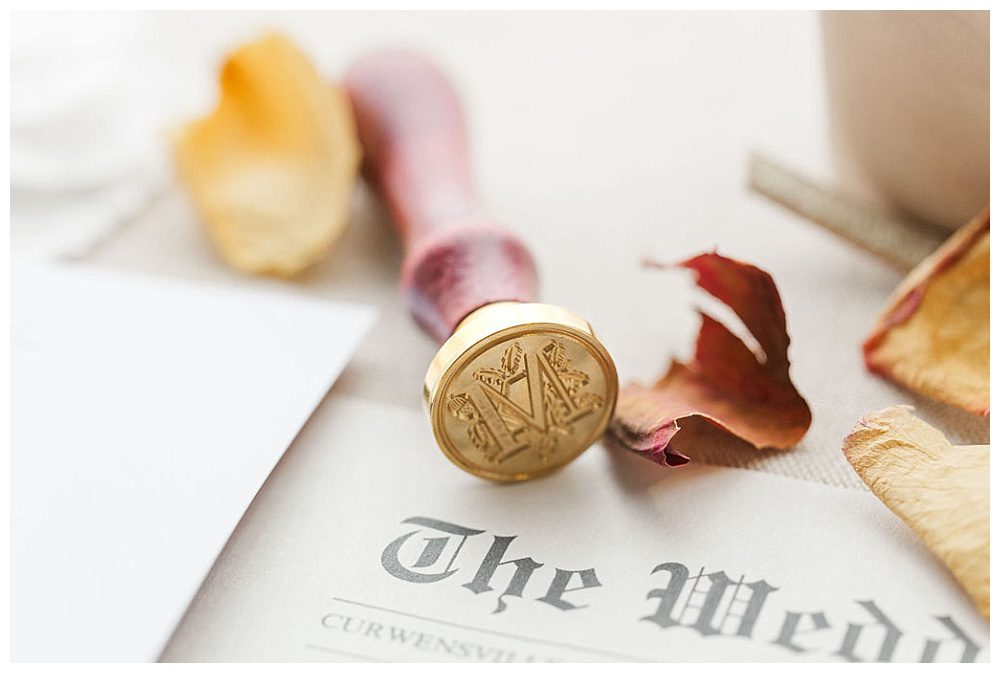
[162,396,989,663]
[11,262,376,662]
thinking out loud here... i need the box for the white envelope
[11,262,376,662]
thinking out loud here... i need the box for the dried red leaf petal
[609,252,811,466]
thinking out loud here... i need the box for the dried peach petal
[174,34,361,276]
[864,210,989,415]
[844,405,989,619]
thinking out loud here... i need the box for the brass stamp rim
[424,303,618,482]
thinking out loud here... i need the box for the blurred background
[13,11,839,257]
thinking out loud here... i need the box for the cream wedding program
[163,397,988,663]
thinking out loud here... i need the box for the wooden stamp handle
[345,50,539,343]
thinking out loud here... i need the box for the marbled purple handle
[346,50,539,343]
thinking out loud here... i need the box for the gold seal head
[424,302,618,481]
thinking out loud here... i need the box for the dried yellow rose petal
[843,405,989,619]
[864,210,989,415]
[173,34,361,276]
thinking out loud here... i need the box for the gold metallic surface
[425,302,618,481]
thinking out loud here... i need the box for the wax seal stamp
[426,303,616,481]
[347,51,618,481]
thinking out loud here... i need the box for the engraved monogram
[447,338,604,464]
